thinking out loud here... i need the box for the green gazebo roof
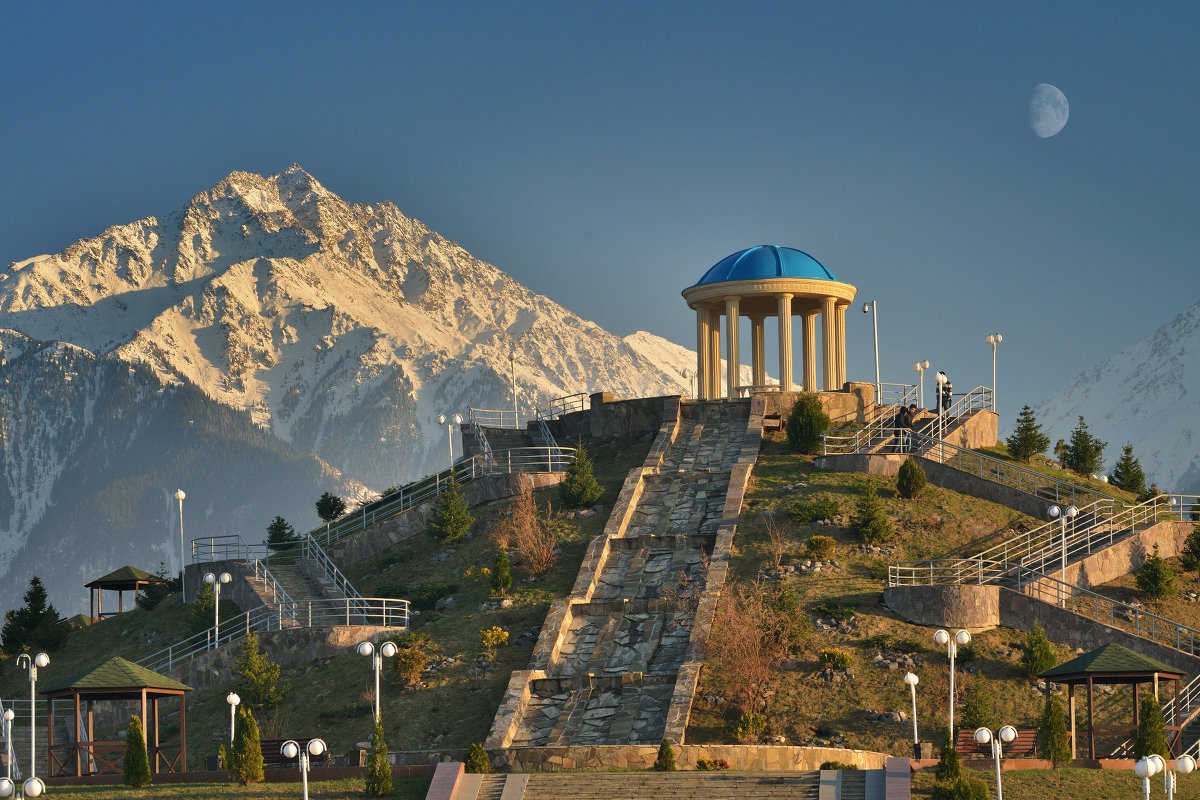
[43,657,192,696]
[1039,643,1183,682]
[85,565,162,589]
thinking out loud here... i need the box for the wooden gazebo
[41,657,192,777]
[85,566,163,622]
[1039,643,1185,759]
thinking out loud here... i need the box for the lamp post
[1048,504,1078,606]
[0,708,12,796]
[281,738,326,800]
[203,571,232,648]
[985,334,1002,411]
[863,301,880,399]
[509,352,517,424]
[913,360,930,410]
[175,488,187,600]
[974,725,1016,800]
[1162,754,1196,800]
[1135,756,1163,800]
[436,414,463,470]
[933,629,970,738]
[358,640,398,723]
[903,671,920,750]
[226,692,241,743]
[16,652,48,798]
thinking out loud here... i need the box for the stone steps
[520,771,822,800]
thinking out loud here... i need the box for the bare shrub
[764,515,789,569]
[705,579,795,716]
[493,478,560,577]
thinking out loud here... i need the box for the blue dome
[692,246,837,286]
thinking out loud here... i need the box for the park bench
[762,413,782,432]
[955,728,1038,758]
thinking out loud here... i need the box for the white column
[751,316,765,387]
[777,293,793,392]
[822,297,837,390]
[835,303,847,389]
[696,307,710,400]
[725,296,741,399]
[708,307,721,398]
[802,312,817,393]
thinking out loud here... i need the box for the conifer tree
[234,631,286,710]
[265,515,300,551]
[1136,544,1178,601]
[1134,691,1170,760]
[363,717,393,796]
[464,742,492,774]
[1005,405,1051,463]
[559,442,603,508]
[427,473,474,544]
[896,458,926,500]
[653,738,677,771]
[1062,416,1106,476]
[785,392,830,454]
[491,548,512,596]
[1,576,68,654]
[188,580,216,633]
[315,491,347,523]
[1036,695,1072,767]
[123,715,151,788]
[851,480,894,544]
[1020,620,1057,679]
[1180,525,1200,573]
[934,730,961,782]
[1110,444,1147,496]
[959,678,998,731]
[228,705,264,785]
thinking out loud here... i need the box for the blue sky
[2,2,1197,431]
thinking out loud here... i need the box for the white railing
[466,407,534,430]
[190,536,295,606]
[877,382,919,408]
[538,393,589,419]
[968,498,1116,568]
[941,385,993,418]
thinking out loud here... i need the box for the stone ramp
[487,398,761,749]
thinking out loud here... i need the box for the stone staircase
[519,771,823,800]
[487,398,761,750]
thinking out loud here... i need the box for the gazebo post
[153,697,160,774]
[696,308,710,400]
[74,692,82,777]
[1088,677,1095,759]
[1068,684,1077,759]
[724,296,740,399]
[708,307,721,398]
[88,699,94,774]
[180,695,187,772]
[821,297,837,390]
[835,303,847,388]
[48,707,54,777]
[1134,682,1140,730]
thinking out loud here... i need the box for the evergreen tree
[265,515,300,551]
[1005,405,1051,463]
[559,442,604,508]
[123,715,151,788]
[188,580,216,633]
[464,742,492,774]
[1036,695,1072,767]
[1110,444,1147,496]
[851,480,894,544]
[785,393,831,454]
[427,474,474,544]
[1136,544,1178,601]
[1062,416,1107,476]
[934,730,961,782]
[1180,525,1200,573]
[958,679,998,731]
[228,705,264,785]
[1020,620,1057,679]
[653,738,677,771]
[896,458,927,500]
[136,562,180,611]
[0,576,68,655]
[1133,691,1170,760]
[491,549,512,596]
[234,631,286,710]
[315,491,347,523]
[363,717,393,796]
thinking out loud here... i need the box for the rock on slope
[1033,300,1200,493]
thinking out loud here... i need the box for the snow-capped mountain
[0,165,689,492]
[1033,300,1200,494]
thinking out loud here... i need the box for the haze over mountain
[1034,300,1200,495]
[0,165,702,613]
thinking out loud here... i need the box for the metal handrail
[942,385,993,419]
[538,393,589,419]
[190,535,296,607]
[967,498,1116,568]
[301,535,363,602]
[466,407,534,430]
[877,382,919,408]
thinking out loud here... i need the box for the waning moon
[1030,83,1069,138]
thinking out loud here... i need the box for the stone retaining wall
[489,743,889,772]
[547,393,674,444]
[1049,520,1190,592]
[755,383,877,425]
[881,584,1001,630]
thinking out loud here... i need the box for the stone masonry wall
[491,743,889,772]
[882,584,1001,630]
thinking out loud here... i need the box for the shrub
[819,761,859,770]
[479,626,509,659]
[228,706,264,785]
[409,582,459,611]
[934,731,961,782]
[814,601,857,621]
[495,477,560,576]
[136,562,180,611]
[851,480,894,544]
[804,535,836,560]
[729,711,765,741]
[653,738,677,771]
[1136,544,1178,601]
[697,757,730,770]
[1181,525,1200,572]
[1020,621,1057,679]
[491,549,512,596]
[707,580,797,714]
[123,715,151,788]
[818,648,852,670]
[1037,694,1072,767]
[464,742,492,774]
[866,559,889,582]
[1,576,69,654]
[764,515,789,568]
[1110,444,1147,495]
[1005,406,1051,463]
[788,499,840,524]
[959,679,997,731]
[1133,690,1169,760]
[392,645,429,687]
[896,458,927,500]
[930,774,989,800]
[785,392,830,454]
[363,717,392,796]
[559,442,604,508]
[427,474,474,544]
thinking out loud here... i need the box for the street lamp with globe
[203,571,232,648]
[1048,504,1079,605]
[226,691,241,743]
[975,725,1017,800]
[934,629,970,737]
[436,414,464,470]
[903,671,920,754]
[281,738,326,800]
[358,640,398,723]
[14,652,49,798]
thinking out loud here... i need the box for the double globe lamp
[1136,753,1196,800]
[281,738,327,800]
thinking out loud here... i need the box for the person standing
[940,374,953,412]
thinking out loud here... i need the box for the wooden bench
[259,737,332,768]
[762,414,782,432]
[955,728,1038,758]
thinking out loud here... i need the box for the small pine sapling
[785,392,830,454]
[1180,524,1200,573]
[1005,406,1051,463]
[363,717,393,796]
[559,442,603,508]
[1021,620,1057,679]
[1133,690,1170,760]
[896,457,926,500]
[228,705,264,785]
[1110,444,1147,496]
[653,738,677,771]
[427,474,474,544]
[1036,694,1072,767]
[464,742,492,774]
[1136,544,1178,601]
[491,549,512,596]
[851,480,894,544]
[123,715,151,788]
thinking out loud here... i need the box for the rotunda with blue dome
[682,246,857,399]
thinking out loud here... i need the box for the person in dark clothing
[940,375,953,412]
